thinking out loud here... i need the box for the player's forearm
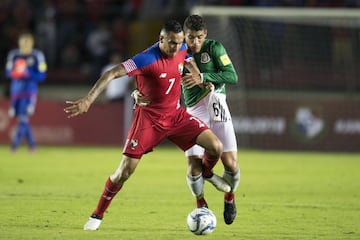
[87,65,127,102]
[87,71,114,102]
[203,70,238,85]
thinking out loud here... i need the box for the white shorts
[185,91,237,157]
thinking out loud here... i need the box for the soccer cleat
[84,214,102,230]
[204,174,231,193]
[224,198,237,225]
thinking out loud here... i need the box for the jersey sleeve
[203,41,238,85]
[122,58,138,76]
[121,51,157,77]
[185,53,193,63]
[31,50,47,82]
[5,50,17,79]
[35,50,47,73]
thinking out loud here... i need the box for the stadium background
[0,0,359,151]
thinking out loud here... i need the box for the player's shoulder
[7,49,20,58]
[180,42,187,51]
[205,39,225,49]
[132,42,161,68]
[204,39,228,57]
[32,49,46,58]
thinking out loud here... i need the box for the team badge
[200,52,210,63]
[130,139,138,149]
[159,73,167,78]
[220,54,231,66]
[178,63,184,74]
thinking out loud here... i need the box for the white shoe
[205,174,231,193]
[84,216,102,230]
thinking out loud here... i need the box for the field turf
[0,145,359,239]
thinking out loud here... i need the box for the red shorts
[123,106,208,159]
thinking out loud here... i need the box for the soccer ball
[186,207,217,235]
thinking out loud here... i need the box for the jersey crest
[178,63,184,74]
[130,139,138,149]
[200,52,211,63]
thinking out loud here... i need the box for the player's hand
[64,97,92,118]
[184,58,201,75]
[181,73,203,89]
[131,89,150,106]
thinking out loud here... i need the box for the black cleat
[223,199,236,224]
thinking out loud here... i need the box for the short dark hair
[162,19,183,34]
[183,15,206,32]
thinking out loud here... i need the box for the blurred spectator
[110,17,129,57]
[60,44,82,70]
[12,0,34,31]
[102,52,134,102]
[86,21,111,82]
[1,0,360,87]
[55,0,82,54]
[0,0,12,77]
[85,0,110,23]
[36,0,57,68]
[102,52,135,142]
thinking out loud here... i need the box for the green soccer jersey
[183,39,238,107]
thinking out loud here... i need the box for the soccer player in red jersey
[64,20,224,231]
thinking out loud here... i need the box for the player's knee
[111,166,135,185]
[222,153,238,172]
[211,139,223,157]
[111,170,133,185]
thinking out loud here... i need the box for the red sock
[202,152,219,178]
[224,192,234,203]
[92,177,122,218]
[196,197,208,208]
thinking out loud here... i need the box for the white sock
[223,169,240,192]
[186,173,204,197]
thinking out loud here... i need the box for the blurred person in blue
[5,32,47,152]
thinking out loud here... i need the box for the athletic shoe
[204,173,231,193]
[84,214,102,230]
[29,146,37,153]
[224,199,236,225]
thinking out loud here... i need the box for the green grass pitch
[0,145,359,240]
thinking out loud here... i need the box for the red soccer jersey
[120,42,208,159]
[122,42,188,112]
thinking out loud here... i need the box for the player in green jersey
[182,15,240,225]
